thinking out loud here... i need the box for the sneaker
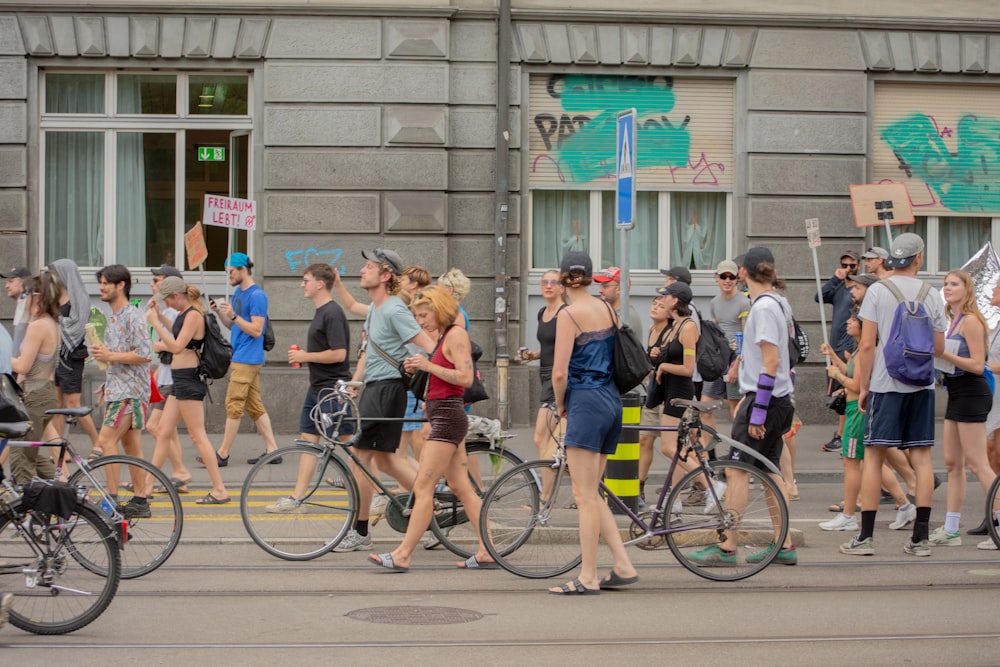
[686,543,736,565]
[746,543,798,565]
[333,529,372,552]
[266,496,305,514]
[819,513,858,532]
[118,499,151,519]
[903,538,932,557]
[703,481,727,515]
[889,503,916,530]
[821,434,842,452]
[370,493,389,516]
[248,452,283,465]
[977,538,999,551]
[0,591,12,630]
[684,487,706,505]
[928,526,961,546]
[422,531,441,550]
[840,535,874,556]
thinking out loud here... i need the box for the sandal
[195,493,231,505]
[154,477,190,494]
[86,449,103,463]
[548,578,600,595]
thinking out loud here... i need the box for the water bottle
[88,306,107,341]
[99,496,115,517]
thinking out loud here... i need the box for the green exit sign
[198,146,226,162]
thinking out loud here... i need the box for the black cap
[657,282,693,304]
[659,266,692,284]
[560,251,593,277]
[151,264,184,279]
[742,247,775,270]
[0,266,30,279]
[846,273,878,288]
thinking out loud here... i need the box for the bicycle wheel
[665,459,789,582]
[69,454,183,579]
[986,474,1000,550]
[429,440,527,559]
[241,444,359,560]
[479,459,581,579]
[1,499,121,635]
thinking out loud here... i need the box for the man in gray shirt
[704,259,750,415]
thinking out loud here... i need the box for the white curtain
[600,191,658,270]
[939,216,990,273]
[45,132,104,266]
[669,192,727,271]
[532,191,590,269]
[116,132,148,266]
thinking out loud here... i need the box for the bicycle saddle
[670,398,724,413]
[44,407,94,418]
[0,421,32,438]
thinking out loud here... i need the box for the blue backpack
[880,279,935,386]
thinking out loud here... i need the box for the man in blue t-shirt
[208,253,279,466]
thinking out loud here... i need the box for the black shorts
[539,368,555,406]
[356,379,407,452]
[425,396,468,446]
[54,356,85,394]
[172,368,207,401]
[729,392,794,472]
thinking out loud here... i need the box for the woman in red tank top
[367,286,497,572]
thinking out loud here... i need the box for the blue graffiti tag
[285,248,346,274]
[880,113,1000,213]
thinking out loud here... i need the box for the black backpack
[756,294,808,368]
[235,285,275,351]
[696,320,736,382]
[199,312,233,380]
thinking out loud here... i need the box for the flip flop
[600,570,639,589]
[195,494,231,505]
[195,452,229,468]
[548,578,600,595]
[368,553,408,573]
[457,555,499,570]
[154,477,191,494]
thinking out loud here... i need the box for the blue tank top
[946,315,972,378]
[567,326,615,389]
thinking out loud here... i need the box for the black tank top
[173,307,204,351]
[536,304,564,369]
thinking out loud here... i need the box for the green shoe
[687,543,736,565]
[747,543,798,565]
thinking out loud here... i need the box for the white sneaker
[672,499,683,515]
[422,530,441,550]
[928,526,962,546]
[333,529,373,552]
[266,496,305,514]
[703,481,727,515]
[977,538,998,550]
[370,493,389,516]
[819,513,858,532]
[889,503,916,530]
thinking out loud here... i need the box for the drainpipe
[493,0,512,427]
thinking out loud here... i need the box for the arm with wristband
[748,338,780,436]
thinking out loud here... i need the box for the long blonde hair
[945,270,987,339]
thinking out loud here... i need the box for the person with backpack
[842,232,946,558]
[703,259,750,418]
[203,253,280,467]
[144,277,229,505]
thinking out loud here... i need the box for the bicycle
[478,399,791,582]
[985,473,1000,550]
[3,406,183,579]
[0,419,121,635]
[240,380,525,561]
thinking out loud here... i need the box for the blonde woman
[439,268,471,330]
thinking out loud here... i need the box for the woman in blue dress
[549,251,638,595]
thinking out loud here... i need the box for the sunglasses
[718,273,737,281]
[841,262,858,269]
[539,279,559,287]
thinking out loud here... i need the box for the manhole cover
[347,605,484,625]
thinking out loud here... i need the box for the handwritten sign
[202,195,257,230]
[185,221,208,269]
[805,218,821,248]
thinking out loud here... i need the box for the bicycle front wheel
[70,454,183,579]
[479,459,581,579]
[241,444,359,560]
[429,440,527,558]
[986,473,1000,550]
[1,499,121,635]
[665,459,789,582]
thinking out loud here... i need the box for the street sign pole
[806,218,831,367]
[616,109,637,322]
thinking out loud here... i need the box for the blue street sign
[616,109,637,229]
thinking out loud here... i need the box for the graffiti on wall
[285,247,346,274]
[880,113,1000,213]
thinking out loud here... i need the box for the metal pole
[620,229,630,323]
[492,0,512,428]
[811,246,830,367]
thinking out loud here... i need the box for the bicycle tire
[69,454,184,579]
[241,444,359,560]
[665,459,789,582]
[479,459,581,579]
[428,440,527,558]
[986,473,1000,550]
[1,499,121,635]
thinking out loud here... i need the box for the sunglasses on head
[841,262,858,269]
[718,273,737,281]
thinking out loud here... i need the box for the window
[40,71,252,271]
[892,216,1000,274]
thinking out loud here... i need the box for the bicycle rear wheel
[241,444,359,560]
[665,459,789,582]
[479,459,581,579]
[1,499,121,635]
[986,474,1000,550]
[69,454,183,579]
[429,440,527,558]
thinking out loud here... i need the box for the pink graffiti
[688,153,725,186]
[876,178,939,208]
[532,154,567,183]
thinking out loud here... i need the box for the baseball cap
[742,247,775,270]
[861,246,889,260]
[0,266,30,279]
[846,273,878,288]
[225,252,251,269]
[885,233,924,269]
[841,250,861,262]
[152,276,187,301]
[716,260,739,276]
[594,266,622,284]
[659,266,692,284]
[656,282,693,304]
[559,251,593,277]
[362,248,404,275]
[151,264,184,279]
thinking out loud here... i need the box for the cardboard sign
[202,194,257,230]
[805,218,821,248]
[185,221,208,269]
[849,183,915,228]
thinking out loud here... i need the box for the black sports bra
[172,307,204,351]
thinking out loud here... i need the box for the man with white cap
[861,247,891,279]
[703,259,750,416]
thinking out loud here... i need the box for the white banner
[202,195,257,230]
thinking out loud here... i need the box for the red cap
[594,267,622,284]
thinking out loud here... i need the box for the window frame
[902,216,1000,276]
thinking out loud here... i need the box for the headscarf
[47,258,89,356]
